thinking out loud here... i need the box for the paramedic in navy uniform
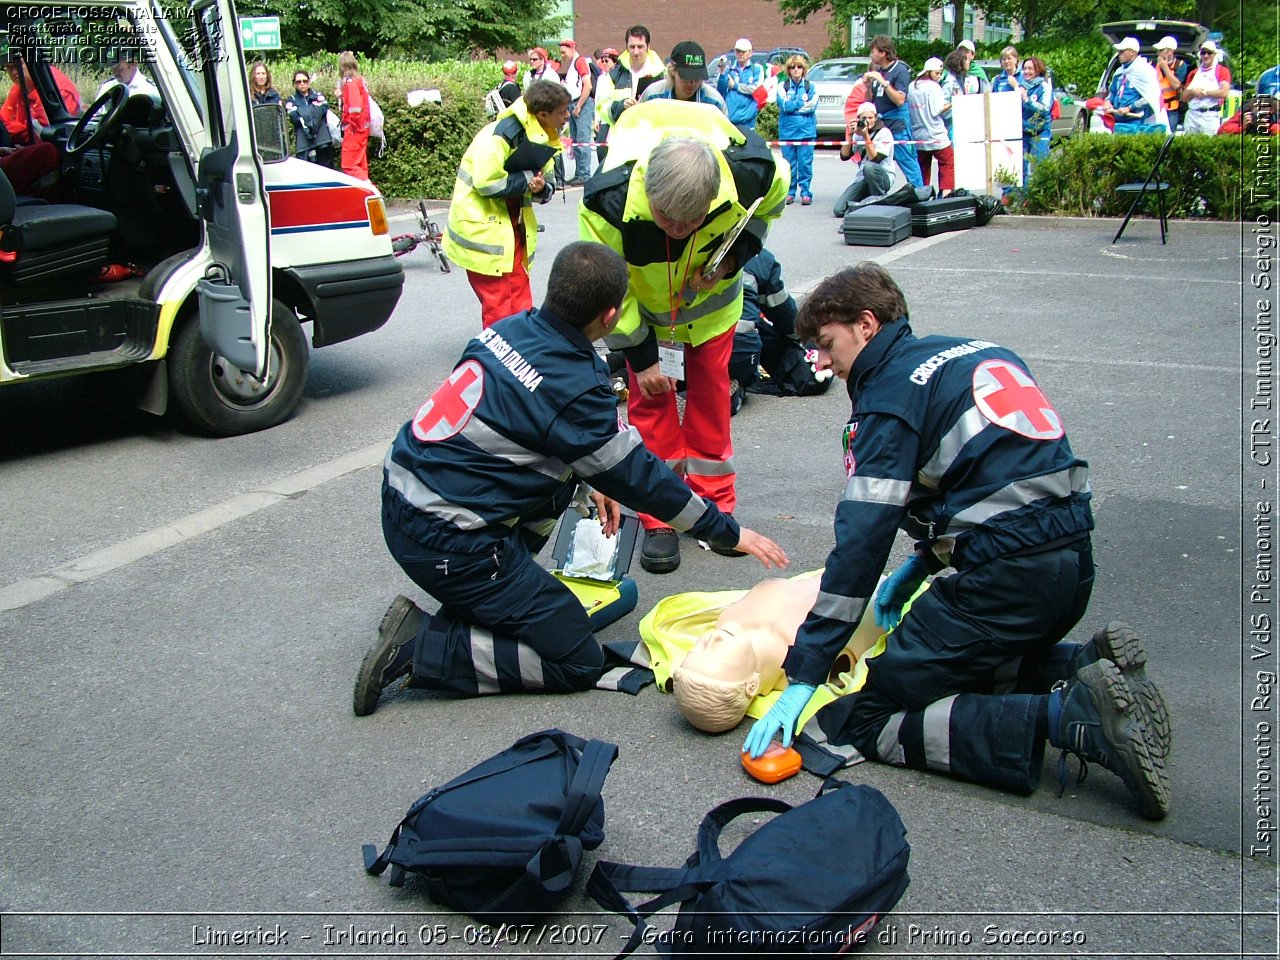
[355,242,788,715]
[743,263,1172,820]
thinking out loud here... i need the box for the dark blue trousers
[814,539,1094,794]
[382,496,604,697]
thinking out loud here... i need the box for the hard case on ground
[908,195,978,237]
[842,205,912,247]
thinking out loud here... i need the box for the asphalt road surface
[1,149,1273,958]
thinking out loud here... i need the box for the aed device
[741,744,803,784]
[550,503,640,632]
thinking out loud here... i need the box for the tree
[776,0,977,49]
[236,0,569,59]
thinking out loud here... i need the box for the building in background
[557,2,1018,61]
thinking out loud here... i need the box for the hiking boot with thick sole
[1051,660,1170,820]
[640,527,681,573]
[1072,622,1172,761]
[352,595,423,716]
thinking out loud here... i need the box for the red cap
[559,39,576,48]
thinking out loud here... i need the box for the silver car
[808,57,872,138]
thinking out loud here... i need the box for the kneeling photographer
[833,103,904,217]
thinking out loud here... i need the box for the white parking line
[0,442,388,613]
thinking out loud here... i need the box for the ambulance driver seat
[671,576,884,733]
[0,166,117,287]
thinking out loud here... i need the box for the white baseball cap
[1200,40,1219,54]
[1154,36,1178,51]
[1113,37,1140,53]
[921,57,944,74]
[957,39,976,53]
[734,38,753,52]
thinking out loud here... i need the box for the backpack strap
[586,860,712,958]
[555,738,618,837]
[696,796,792,865]
[361,823,407,886]
[517,738,619,899]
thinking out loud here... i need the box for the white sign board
[951,91,1024,191]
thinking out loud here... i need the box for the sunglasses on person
[294,77,309,85]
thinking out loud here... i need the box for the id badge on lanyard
[658,339,685,379]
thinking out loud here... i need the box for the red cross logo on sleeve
[411,361,485,442]
[972,359,1064,440]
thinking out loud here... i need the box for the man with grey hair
[580,100,790,574]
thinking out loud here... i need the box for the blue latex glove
[742,682,817,758]
[873,555,929,632]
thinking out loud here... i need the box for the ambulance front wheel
[169,299,310,436]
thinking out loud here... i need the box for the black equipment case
[842,205,912,247]
[909,195,978,237]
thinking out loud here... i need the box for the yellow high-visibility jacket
[578,100,789,361]
[443,99,560,277]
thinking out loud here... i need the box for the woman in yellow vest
[443,79,570,328]
[579,100,790,574]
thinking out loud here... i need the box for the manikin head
[672,622,761,732]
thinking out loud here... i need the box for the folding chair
[1112,134,1174,245]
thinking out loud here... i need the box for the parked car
[711,46,809,98]
[808,57,872,137]
[711,46,809,75]
[1075,20,1210,132]
[0,2,403,436]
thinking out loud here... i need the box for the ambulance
[0,1,403,435]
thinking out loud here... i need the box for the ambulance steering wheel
[66,84,130,158]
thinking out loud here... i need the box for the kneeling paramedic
[355,242,789,715]
[743,263,1172,820]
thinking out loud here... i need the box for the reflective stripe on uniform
[686,455,735,477]
[570,427,643,476]
[811,589,868,624]
[595,666,633,691]
[919,406,988,489]
[458,165,529,198]
[762,288,790,308]
[637,275,744,330]
[516,641,546,690]
[949,465,1091,530]
[922,694,957,772]
[876,710,908,765]
[843,475,911,506]
[446,224,504,257]
[671,494,710,530]
[469,627,502,694]
[385,453,491,530]
[462,416,571,480]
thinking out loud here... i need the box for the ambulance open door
[189,0,271,377]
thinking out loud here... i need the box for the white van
[1,1,403,435]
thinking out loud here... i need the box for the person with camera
[832,102,902,218]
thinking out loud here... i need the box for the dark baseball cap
[670,40,709,81]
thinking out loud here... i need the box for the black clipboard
[504,138,557,173]
[634,74,660,99]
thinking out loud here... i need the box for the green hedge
[263,55,497,199]
[1020,132,1278,220]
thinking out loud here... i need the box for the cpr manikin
[672,577,883,732]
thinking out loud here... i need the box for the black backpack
[588,780,910,956]
[363,729,617,922]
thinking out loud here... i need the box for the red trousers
[466,208,532,328]
[342,128,369,181]
[627,325,736,530]
[918,144,954,193]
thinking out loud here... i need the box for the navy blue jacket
[385,307,741,552]
[783,321,1094,686]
